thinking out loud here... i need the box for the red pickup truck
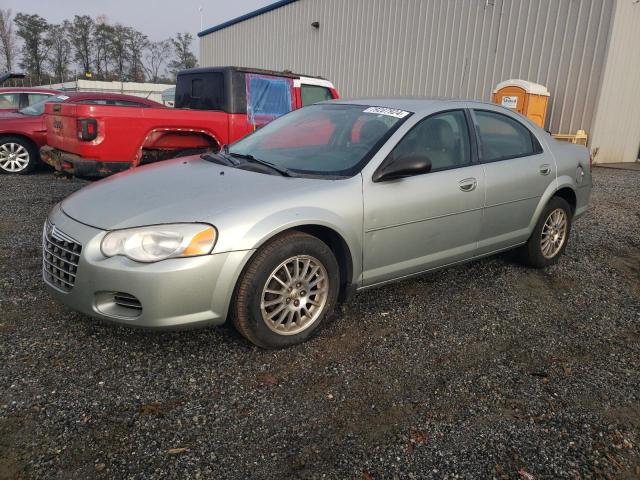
[41,67,339,177]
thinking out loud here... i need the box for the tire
[0,136,37,175]
[519,196,573,268]
[231,231,340,348]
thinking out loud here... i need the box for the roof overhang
[198,0,299,37]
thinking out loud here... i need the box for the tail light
[77,118,98,141]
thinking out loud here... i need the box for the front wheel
[231,231,340,348]
[519,196,573,268]
[0,137,37,174]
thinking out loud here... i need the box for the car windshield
[228,104,411,176]
[19,94,69,116]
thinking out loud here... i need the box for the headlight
[101,224,216,263]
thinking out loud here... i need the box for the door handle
[458,178,477,192]
[539,164,551,175]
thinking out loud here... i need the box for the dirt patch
[610,250,640,297]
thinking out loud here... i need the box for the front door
[362,109,485,286]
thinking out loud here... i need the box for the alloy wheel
[260,255,329,335]
[0,143,30,173]
[540,208,568,259]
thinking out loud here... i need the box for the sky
[2,0,275,57]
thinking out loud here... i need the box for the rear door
[471,109,555,254]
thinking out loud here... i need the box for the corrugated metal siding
[200,0,614,133]
[590,0,640,163]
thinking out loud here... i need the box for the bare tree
[14,13,50,82]
[0,9,18,72]
[144,40,171,83]
[47,22,72,83]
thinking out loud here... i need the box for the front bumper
[40,146,130,178]
[43,205,254,328]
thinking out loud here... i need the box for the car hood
[61,156,328,230]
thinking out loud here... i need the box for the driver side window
[391,110,471,172]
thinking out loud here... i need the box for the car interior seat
[420,118,461,169]
[359,119,388,146]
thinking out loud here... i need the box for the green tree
[47,21,71,83]
[108,24,129,81]
[168,32,197,78]
[14,13,50,81]
[68,15,94,76]
[127,28,148,82]
[94,16,111,79]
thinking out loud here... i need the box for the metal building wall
[589,0,640,164]
[200,0,614,134]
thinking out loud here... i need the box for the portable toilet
[492,79,550,128]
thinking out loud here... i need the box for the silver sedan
[43,99,591,348]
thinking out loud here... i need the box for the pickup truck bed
[41,103,253,177]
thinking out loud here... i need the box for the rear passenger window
[246,74,294,128]
[27,93,52,105]
[301,85,333,106]
[390,110,471,172]
[474,110,540,162]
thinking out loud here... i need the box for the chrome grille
[42,221,82,292]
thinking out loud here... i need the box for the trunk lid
[45,103,80,154]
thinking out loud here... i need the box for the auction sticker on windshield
[363,107,411,118]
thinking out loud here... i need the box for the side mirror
[372,154,432,182]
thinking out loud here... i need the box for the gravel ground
[1,167,639,480]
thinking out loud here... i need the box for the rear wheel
[520,196,572,268]
[0,136,37,174]
[232,231,340,348]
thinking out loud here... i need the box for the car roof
[179,66,327,80]
[326,97,505,114]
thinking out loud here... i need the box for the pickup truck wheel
[520,197,572,268]
[0,137,37,174]
[232,231,340,349]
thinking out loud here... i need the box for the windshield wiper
[200,152,237,167]
[227,151,293,177]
